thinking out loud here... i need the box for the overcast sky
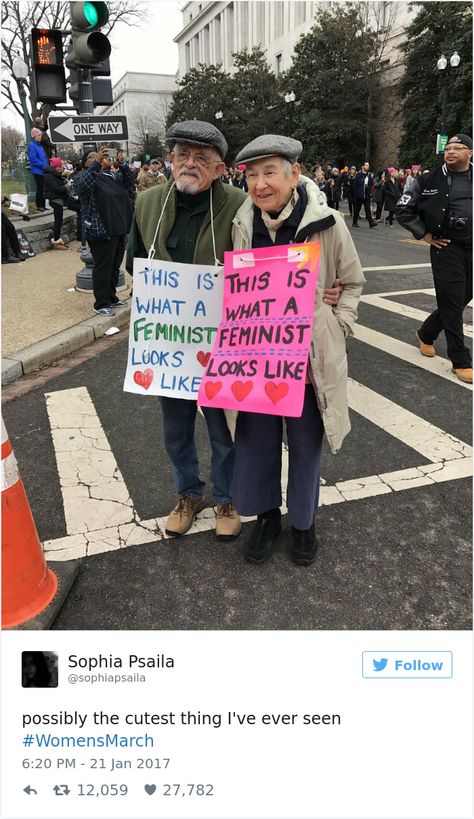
[2,0,182,131]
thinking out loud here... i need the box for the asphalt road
[3,218,472,631]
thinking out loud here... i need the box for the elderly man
[231,135,365,566]
[127,121,343,541]
[127,121,246,539]
[397,134,472,384]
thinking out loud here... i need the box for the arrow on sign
[54,118,75,141]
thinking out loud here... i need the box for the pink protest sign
[198,242,320,417]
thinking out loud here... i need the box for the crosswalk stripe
[353,324,473,389]
[362,263,431,271]
[347,379,472,462]
[45,387,135,536]
[360,294,472,338]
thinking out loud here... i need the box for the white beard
[175,172,200,194]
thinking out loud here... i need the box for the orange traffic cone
[1,417,58,628]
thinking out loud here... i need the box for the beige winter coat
[231,175,365,453]
[137,169,167,192]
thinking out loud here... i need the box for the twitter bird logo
[373,658,388,672]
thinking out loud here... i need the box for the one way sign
[48,115,128,143]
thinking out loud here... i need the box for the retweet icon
[373,658,388,672]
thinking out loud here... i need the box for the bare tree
[130,99,172,153]
[1,123,24,161]
[1,1,148,120]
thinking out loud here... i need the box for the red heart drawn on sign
[231,381,253,401]
[205,381,222,400]
[265,382,289,404]
[197,351,211,367]
[134,369,154,390]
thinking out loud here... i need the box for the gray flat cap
[235,134,302,165]
[166,120,228,159]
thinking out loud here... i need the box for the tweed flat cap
[235,134,302,165]
[166,120,228,159]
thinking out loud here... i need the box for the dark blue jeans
[159,397,235,503]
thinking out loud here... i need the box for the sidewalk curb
[1,305,131,386]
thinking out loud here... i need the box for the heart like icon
[265,382,289,404]
[231,381,253,401]
[144,784,156,795]
[197,351,211,367]
[205,381,222,399]
[134,369,154,390]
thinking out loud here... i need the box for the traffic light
[68,2,111,69]
[30,28,66,104]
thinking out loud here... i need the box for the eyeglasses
[174,150,220,167]
[445,145,469,152]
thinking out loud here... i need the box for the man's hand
[96,146,109,163]
[323,278,343,306]
[423,232,451,249]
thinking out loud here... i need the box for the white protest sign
[123,258,223,399]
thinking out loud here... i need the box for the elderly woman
[231,135,364,566]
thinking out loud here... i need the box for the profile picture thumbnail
[22,651,58,688]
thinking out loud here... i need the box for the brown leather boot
[416,332,436,357]
[452,367,473,384]
[165,495,206,536]
[215,503,242,540]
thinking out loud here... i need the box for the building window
[215,15,222,64]
[227,3,234,56]
[274,1,284,39]
[294,1,306,26]
[276,53,282,76]
[240,2,248,50]
[257,1,266,43]
[203,24,210,64]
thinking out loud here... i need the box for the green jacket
[126,178,246,273]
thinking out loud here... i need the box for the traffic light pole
[77,67,94,114]
[77,66,96,153]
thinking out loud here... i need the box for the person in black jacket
[383,169,398,225]
[396,133,472,383]
[75,147,133,316]
[43,157,71,250]
[353,162,377,228]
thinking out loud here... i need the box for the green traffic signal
[70,2,109,31]
[84,3,99,27]
[69,2,110,69]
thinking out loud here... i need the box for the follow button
[362,651,453,679]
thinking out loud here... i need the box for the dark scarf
[252,185,309,248]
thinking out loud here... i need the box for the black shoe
[291,524,319,566]
[245,510,281,564]
[369,221,377,228]
[352,222,359,227]
[3,256,20,264]
[37,207,47,212]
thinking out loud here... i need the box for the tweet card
[1,630,472,818]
